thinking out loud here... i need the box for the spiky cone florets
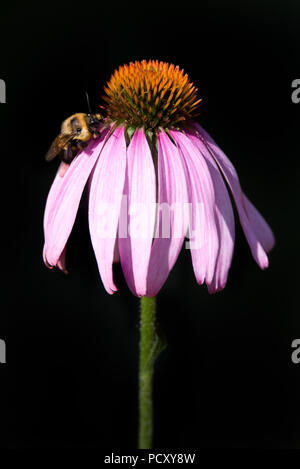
[102,60,202,132]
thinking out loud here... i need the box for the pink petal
[243,195,275,252]
[118,129,156,297]
[43,131,108,268]
[194,123,272,269]
[146,131,188,297]
[187,132,235,293]
[88,126,127,295]
[58,162,70,178]
[43,244,53,270]
[170,130,219,285]
[57,245,68,274]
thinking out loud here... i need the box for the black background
[0,0,299,449]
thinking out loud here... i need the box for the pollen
[102,60,202,130]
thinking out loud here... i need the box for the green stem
[138,296,156,449]
[138,296,161,449]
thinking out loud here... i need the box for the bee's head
[70,115,91,141]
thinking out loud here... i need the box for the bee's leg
[90,126,101,139]
[76,140,87,151]
[92,130,101,139]
[61,143,74,163]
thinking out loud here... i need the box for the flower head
[43,60,275,296]
[103,60,201,130]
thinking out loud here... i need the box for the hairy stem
[138,296,164,449]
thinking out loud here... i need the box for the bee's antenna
[85,91,92,116]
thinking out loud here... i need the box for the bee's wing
[45,134,75,161]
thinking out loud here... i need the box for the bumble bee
[45,112,103,163]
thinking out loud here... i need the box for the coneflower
[43,60,274,296]
[43,60,275,448]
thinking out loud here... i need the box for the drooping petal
[194,123,273,269]
[243,195,275,252]
[187,132,235,293]
[118,129,156,297]
[43,130,108,268]
[146,131,188,297]
[88,126,127,294]
[170,130,219,285]
[43,244,53,269]
[57,245,68,274]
